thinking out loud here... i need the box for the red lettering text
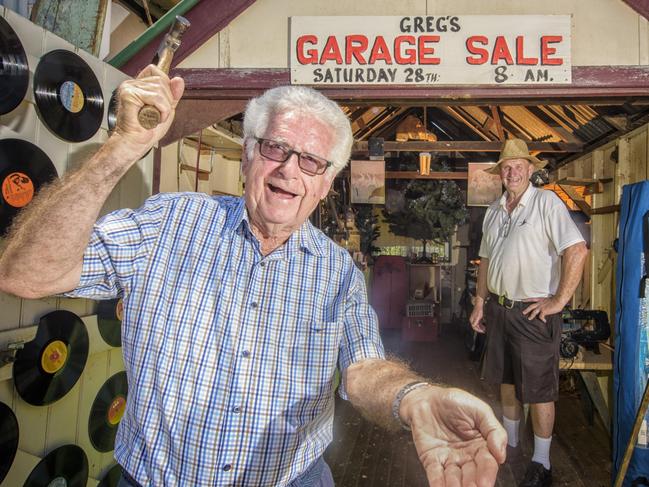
[394,35,416,64]
[296,35,318,64]
[541,36,563,65]
[465,35,489,65]
[369,36,393,64]
[345,35,368,64]
[491,36,514,65]
[418,35,441,65]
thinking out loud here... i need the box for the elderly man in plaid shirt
[0,65,506,487]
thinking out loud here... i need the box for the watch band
[391,381,431,431]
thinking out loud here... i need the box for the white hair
[242,86,353,175]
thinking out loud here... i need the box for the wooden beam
[353,141,582,153]
[161,99,246,146]
[622,0,649,20]
[180,164,210,178]
[590,204,620,215]
[490,106,505,140]
[558,184,592,216]
[120,0,257,76]
[386,171,468,180]
[174,66,649,103]
[442,107,492,141]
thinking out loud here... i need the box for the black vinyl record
[0,16,29,114]
[0,402,19,483]
[23,444,88,487]
[0,138,58,235]
[34,49,103,142]
[97,298,123,347]
[89,371,128,452]
[107,88,118,132]
[97,464,121,487]
[13,310,89,406]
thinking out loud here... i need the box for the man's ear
[319,173,335,200]
[241,143,251,174]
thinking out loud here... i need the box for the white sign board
[290,15,571,85]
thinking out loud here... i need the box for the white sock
[531,434,552,470]
[502,416,520,447]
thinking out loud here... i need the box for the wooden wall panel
[76,351,111,479]
[0,12,133,483]
[628,129,648,181]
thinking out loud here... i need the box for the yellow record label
[41,340,68,374]
[107,395,126,425]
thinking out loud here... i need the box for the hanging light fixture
[419,152,431,176]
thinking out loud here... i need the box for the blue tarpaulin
[614,181,649,485]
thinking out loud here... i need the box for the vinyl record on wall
[0,16,29,114]
[33,49,104,142]
[97,298,123,347]
[13,310,89,406]
[97,464,122,487]
[107,88,118,132]
[22,444,88,487]
[0,138,58,235]
[0,402,19,483]
[89,371,128,452]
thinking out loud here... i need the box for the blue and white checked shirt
[66,193,384,486]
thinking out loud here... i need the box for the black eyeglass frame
[254,137,332,176]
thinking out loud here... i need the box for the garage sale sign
[290,16,571,85]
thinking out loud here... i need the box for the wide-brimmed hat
[486,139,547,175]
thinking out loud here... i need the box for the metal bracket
[0,340,25,365]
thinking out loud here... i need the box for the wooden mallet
[137,15,190,130]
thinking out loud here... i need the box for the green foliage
[383,179,468,247]
[355,205,381,255]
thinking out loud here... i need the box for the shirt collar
[498,183,536,210]
[223,197,327,258]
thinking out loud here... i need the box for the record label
[2,171,34,207]
[13,310,89,406]
[115,299,124,321]
[59,81,85,114]
[41,339,68,374]
[107,395,126,425]
[49,477,67,487]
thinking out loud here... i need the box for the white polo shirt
[479,184,585,300]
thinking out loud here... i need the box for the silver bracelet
[392,381,431,431]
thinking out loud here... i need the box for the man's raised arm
[0,65,184,299]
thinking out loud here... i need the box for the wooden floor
[324,325,611,487]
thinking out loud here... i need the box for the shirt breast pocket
[282,321,342,383]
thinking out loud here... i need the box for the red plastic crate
[401,315,438,342]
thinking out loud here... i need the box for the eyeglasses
[255,137,332,176]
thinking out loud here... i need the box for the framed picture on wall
[467,162,502,207]
[351,160,385,204]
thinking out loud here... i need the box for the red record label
[2,171,34,208]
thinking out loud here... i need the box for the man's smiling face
[242,111,335,236]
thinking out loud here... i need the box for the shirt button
[232,406,241,413]
[223,464,231,472]
[260,261,266,267]
[241,350,250,358]
[250,302,258,309]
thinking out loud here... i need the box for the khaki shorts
[480,296,562,403]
